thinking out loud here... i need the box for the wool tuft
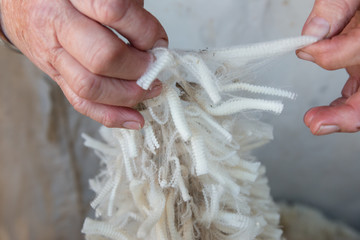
[82,36,318,240]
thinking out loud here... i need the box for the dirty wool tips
[82,36,318,240]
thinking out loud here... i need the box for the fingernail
[149,80,162,91]
[316,125,340,135]
[144,84,162,99]
[144,81,162,99]
[297,51,315,62]
[122,121,142,130]
[303,17,330,39]
[154,39,168,48]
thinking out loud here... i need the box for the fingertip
[304,107,337,135]
[304,0,360,39]
[114,109,145,129]
[305,102,360,135]
[148,79,162,91]
[144,80,163,99]
[304,107,318,127]
[302,16,330,40]
[154,38,168,48]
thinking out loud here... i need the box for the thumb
[302,0,360,39]
[298,0,360,70]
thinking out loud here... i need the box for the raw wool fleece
[279,204,360,240]
[81,36,318,240]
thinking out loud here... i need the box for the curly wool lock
[81,36,318,240]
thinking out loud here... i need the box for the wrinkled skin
[298,0,360,135]
[2,0,360,134]
[0,0,168,129]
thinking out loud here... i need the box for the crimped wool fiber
[81,36,318,240]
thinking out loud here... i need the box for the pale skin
[1,0,359,135]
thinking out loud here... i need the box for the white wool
[82,36,318,240]
[279,204,360,240]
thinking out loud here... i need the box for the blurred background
[0,0,359,239]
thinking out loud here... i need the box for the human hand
[0,0,168,129]
[297,0,360,135]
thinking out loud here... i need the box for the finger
[69,0,168,50]
[53,73,145,129]
[302,0,360,39]
[298,0,360,69]
[52,47,162,107]
[54,7,151,80]
[297,27,360,70]
[304,95,360,135]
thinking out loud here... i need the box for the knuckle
[101,112,118,128]
[71,96,88,115]
[73,75,101,101]
[93,0,131,24]
[49,46,65,68]
[87,42,123,75]
[27,5,63,66]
